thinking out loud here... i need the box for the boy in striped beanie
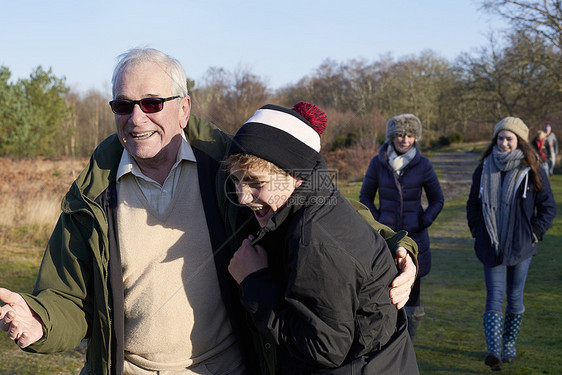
[224,102,419,374]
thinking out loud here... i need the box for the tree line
[1,0,561,160]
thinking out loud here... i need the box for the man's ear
[180,95,191,129]
[295,179,303,188]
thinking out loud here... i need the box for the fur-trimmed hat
[385,114,422,142]
[227,102,327,173]
[493,117,529,142]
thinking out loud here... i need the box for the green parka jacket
[19,115,253,375]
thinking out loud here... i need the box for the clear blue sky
[1,0,507,95]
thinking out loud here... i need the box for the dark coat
[359,144,444,277]
[238,167,419,375]
[466,163,556,267]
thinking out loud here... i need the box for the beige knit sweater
[117,163,236,371]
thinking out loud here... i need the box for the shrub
[449,131,464,143]
[331,132,359,151]
[438,136,451,146]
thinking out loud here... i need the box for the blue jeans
[547,158,555,176]
[483,256,532,314]
[542,162,550,177]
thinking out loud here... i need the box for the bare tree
[71,89,115,156]
[192,66,271,134]
[481,0,562,50]
[481,0,562,96]
[458,30,557,133]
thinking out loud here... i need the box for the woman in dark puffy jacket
[359,114,444,341]
[466,117,556,371]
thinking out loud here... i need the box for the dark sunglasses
[109,96,180,115]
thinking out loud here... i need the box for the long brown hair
[480,134,544,191]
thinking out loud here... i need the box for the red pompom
[292,102,327,135]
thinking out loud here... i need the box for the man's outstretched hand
[0,288,43,348]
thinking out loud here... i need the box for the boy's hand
[389,247,416,309]
[228,236,269,284]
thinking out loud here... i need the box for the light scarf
[480,146,525,256]
[388,144,417,176]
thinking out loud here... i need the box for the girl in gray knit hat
[467,117,556,371]
[359,113,444,342]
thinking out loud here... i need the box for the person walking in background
[359,113,444,342]
[531,129,549,175]
[466,117,556,371]
[544,123,558,176]
[225,102,419,374]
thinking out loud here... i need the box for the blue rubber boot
[483,311,502,371]
[502,312,523,363]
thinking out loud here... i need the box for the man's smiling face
[113,61,189,169]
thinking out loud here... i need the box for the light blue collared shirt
[116,133,196,215]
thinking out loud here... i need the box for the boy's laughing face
[230,166,302,227]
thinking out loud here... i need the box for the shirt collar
[117,131,196,182]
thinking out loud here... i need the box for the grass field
[414,175,562,374]
[0,158,560,374]
[341,168,562,374]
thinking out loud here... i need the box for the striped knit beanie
[228,102,327,173]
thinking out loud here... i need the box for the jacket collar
[379,142,421,167]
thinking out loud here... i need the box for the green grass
[338,180,363,202]
[340,173,562,374]
[0,241,85,374]
[417,175,562,374]
[426,141,488,155]
[1,169,560,374]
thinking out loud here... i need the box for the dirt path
[428,150,480,202]
[425,150,481,241]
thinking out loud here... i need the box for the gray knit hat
[493,117,529,142]
[385,114,422,142]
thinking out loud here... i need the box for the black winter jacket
[238,166,419,374]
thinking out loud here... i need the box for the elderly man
[0,48,417,375]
